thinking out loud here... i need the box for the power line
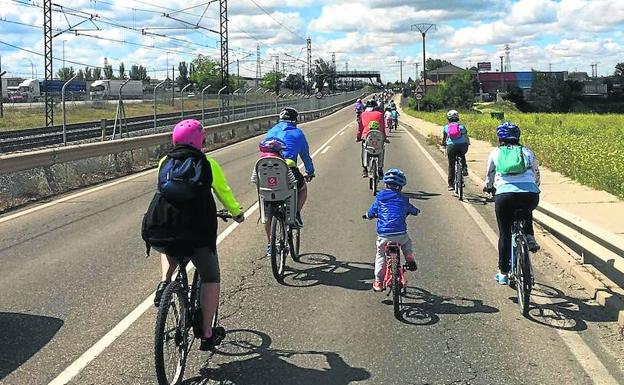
[0,40,104,69]
[245,0,306,42]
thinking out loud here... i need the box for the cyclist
[265,107,315,228]
[364,169,419,292]
[384,106,393,131]
[388,99,396,111]
[390,106,400,129]
[146,119,245,351]
[251,138,298,255]
[484,122,541,285]
[441,110,470,191]
[355,98,364,116]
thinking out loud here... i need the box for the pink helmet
[172,119,204,150]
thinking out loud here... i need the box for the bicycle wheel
[457,159,464,201]
[288,227,301,262]
[391,254,401,319]
[270,214,287,281]
[155,281,189,385]
[371,158,379,196]
[515,235,532,317]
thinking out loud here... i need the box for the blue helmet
[383,168,407,187]
[496,122,520,140]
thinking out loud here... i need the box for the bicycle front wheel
[391,255,401,320]
[288,227,300,262]
[155,281,189,385]
[270,215,287,281]
[371,157,379,196]
[455,159,463,201]
[515,236,532,317]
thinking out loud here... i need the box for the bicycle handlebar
[216,209,234,221]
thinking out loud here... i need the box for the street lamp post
[411,23,437,94]
[61,73,78,145]
[244,88,252,118]
[201,84,211,125]
[217,86,227,121]
[180,83,192,118]
[153,79,167,130]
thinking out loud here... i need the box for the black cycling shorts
[154,246,220,283]
[290,167,305,190]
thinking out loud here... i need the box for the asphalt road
[1,106,623,385]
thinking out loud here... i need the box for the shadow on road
[520,283,617,331]
[281,253,373,291]
[0,312,63,381]
[391,287,499,326]
[183,329,370,385]
[402,190,441,201]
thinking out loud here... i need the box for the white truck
[90,80,144,99]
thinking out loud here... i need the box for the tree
[261,71,283,92]
[103,64,114,79]
[439,70,475,108]
[129,65,149,80]
[84,67,93,81]
[312,58,336,92]
[118,62,126,79]
[177,61,190,89]
[188,55,221,89]
[426,58,452,71]
[530,72,583,112]
[93,67,102,80]
[57,67,75,80]
[76,69,85,80]
[615,62,624,78]
[283,73,304,91]
[503,86,529,112]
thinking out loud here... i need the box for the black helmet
[279,107,299,122]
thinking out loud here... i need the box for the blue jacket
[266,121,315,175]
[366,189,420,236]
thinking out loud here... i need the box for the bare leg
[297,184,307,211]
[264,222,271,243]
[160,253,177,282]
[200,283,220,339]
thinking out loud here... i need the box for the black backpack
[141,145,217,256]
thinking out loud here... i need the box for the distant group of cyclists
[141,90,541,351]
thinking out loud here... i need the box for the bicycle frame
[383,244,407,291]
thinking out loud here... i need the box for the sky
[0,0,622,83]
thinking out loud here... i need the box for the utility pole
[219,0,230,121]
[331,52,336,70]
[306,37,312,92]
[549,63,552,72]
[396,60,405,85]
[172,65,175,106]
[62,40,66,69]
[413,62,419,83]
[237,59,240,88]
[0,56,5,118]
[44,0,54,127]
[256,43,261,87]
[411,23,436,95]
[499,56,504,90]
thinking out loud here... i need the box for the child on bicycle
[390,107,399,129]
[441,110,470,191]
[251,138,298,256]
[364,169,419,292]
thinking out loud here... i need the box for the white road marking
[46,120,355,385]
[403,124,620,385]
[321,146,331,154]
[339,131,345,136]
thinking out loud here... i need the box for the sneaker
[462,167,469,176]
[384,139,390,144]
[447,185,454,191]
[265,244,273,257]
[356,138,363,143]
[495,272,509,285]
[362,169,368,178]
[154,281,169,308]
[199,326,226,351]
[404,260,417,271]
[526,235,541,253]
[372,280,385,292]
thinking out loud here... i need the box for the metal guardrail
[0,95,361,175]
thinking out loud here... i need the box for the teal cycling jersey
[443,123,468,145]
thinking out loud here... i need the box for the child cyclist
[363,169,419,292]
[390,106,400,130]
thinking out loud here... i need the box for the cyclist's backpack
[497,145,527,175]
[447,122,462,139]
[141,145,217,256]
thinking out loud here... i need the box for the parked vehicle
[89,80,144,99]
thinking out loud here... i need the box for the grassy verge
[0,96,272,131]
[405,107,624,199]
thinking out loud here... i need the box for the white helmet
[447,110,459,121]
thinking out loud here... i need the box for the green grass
[0,96,270,131]
[405,108,624,199]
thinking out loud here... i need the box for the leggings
[494,192,539,274]
[446,143,468,186]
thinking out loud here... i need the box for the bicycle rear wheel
[155,281,189,385]
[288,227,300,262]
[391,254,401,320]
[371,157,378,196]
[455,159,463,201]
[270,214,287,281]
[515,235,532,317]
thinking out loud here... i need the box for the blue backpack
[158,156,207,203]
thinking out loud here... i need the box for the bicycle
[268,199,301,282]
[362,130,384,196]
[362,216,410,320]
[453,154,464,201]
[509,209,533,317]
[154,209,232,385]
